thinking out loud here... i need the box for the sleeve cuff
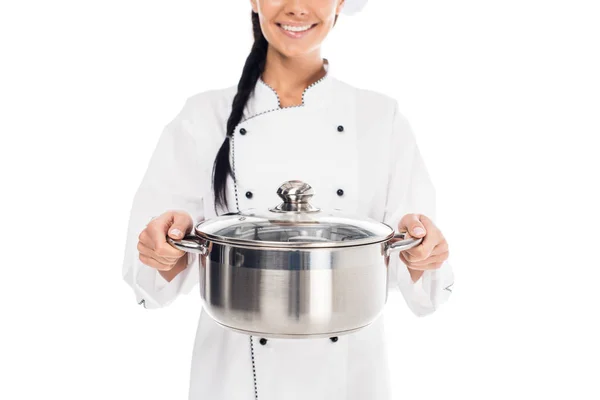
[393,256,454,316]
[132,252,198,309]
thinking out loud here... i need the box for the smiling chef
[122,0,454,399]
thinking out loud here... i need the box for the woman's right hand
[137,210,193,279]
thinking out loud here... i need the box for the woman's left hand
[398,213,449,280]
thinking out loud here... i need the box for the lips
[276,23,318,38]
[278,23,315,32]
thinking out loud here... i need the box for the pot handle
[387,231,423,254]
[167,234,209,256]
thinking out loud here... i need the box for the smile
[276,23,318,38]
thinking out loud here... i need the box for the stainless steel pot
[167,180,422,338]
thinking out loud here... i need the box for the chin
[265,29,324,58]
[277,48,312,58]
[271,40,321,59]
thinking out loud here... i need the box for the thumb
[399,214,427,238]
[167,212,193,239]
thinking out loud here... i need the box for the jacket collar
[243,58,333,119]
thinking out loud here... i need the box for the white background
[1,0,599,399]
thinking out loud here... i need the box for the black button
[336,189,344,196]
[245,191,253,199]
[259,338,267,345]
[330,336,338,342]
[240,128,247,135]
[337,125,344,132]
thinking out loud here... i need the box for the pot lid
[195,180,394,248]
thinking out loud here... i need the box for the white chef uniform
[122,58,454,400]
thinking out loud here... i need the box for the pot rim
[193,223,396,249]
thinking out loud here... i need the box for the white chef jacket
[122,58,454,400]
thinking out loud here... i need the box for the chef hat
[340,0,368,15]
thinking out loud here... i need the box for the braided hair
[212,11,338,212]
[212,11,266,212]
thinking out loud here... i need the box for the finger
[138,230,155,250]
[405,251,449,267]
[137,241,154,257]
[402,217,443,262]
[431,240,449,256]
[405,239,448,262]
[419,214,436,230]
[143,226,185,262]
[145,217,186,259]
[167,211,194,239]
[399,251,445,271]
[155,239,186,261]
[407,259,445,271]
[146,213,172,247]
[398,213,427,238]
[137,241,180,264]
[403,232,437,262]
[139,253,176,272]
[144,211,191,260]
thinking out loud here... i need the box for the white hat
[340,0,368,15]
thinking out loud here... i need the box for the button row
[239,125,345,136]
[245,189,344,199]
[258,337,339,345]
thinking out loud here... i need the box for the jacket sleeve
[122,98,206,309]
[382,101,454,317]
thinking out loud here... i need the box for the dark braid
[212,11,268,212]
[212,12,339,213]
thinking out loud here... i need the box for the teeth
[281,24,312,32]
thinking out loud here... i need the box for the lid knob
[270,180,320,213]
[277,180,314,203]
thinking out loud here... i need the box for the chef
[122,0,454,399]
